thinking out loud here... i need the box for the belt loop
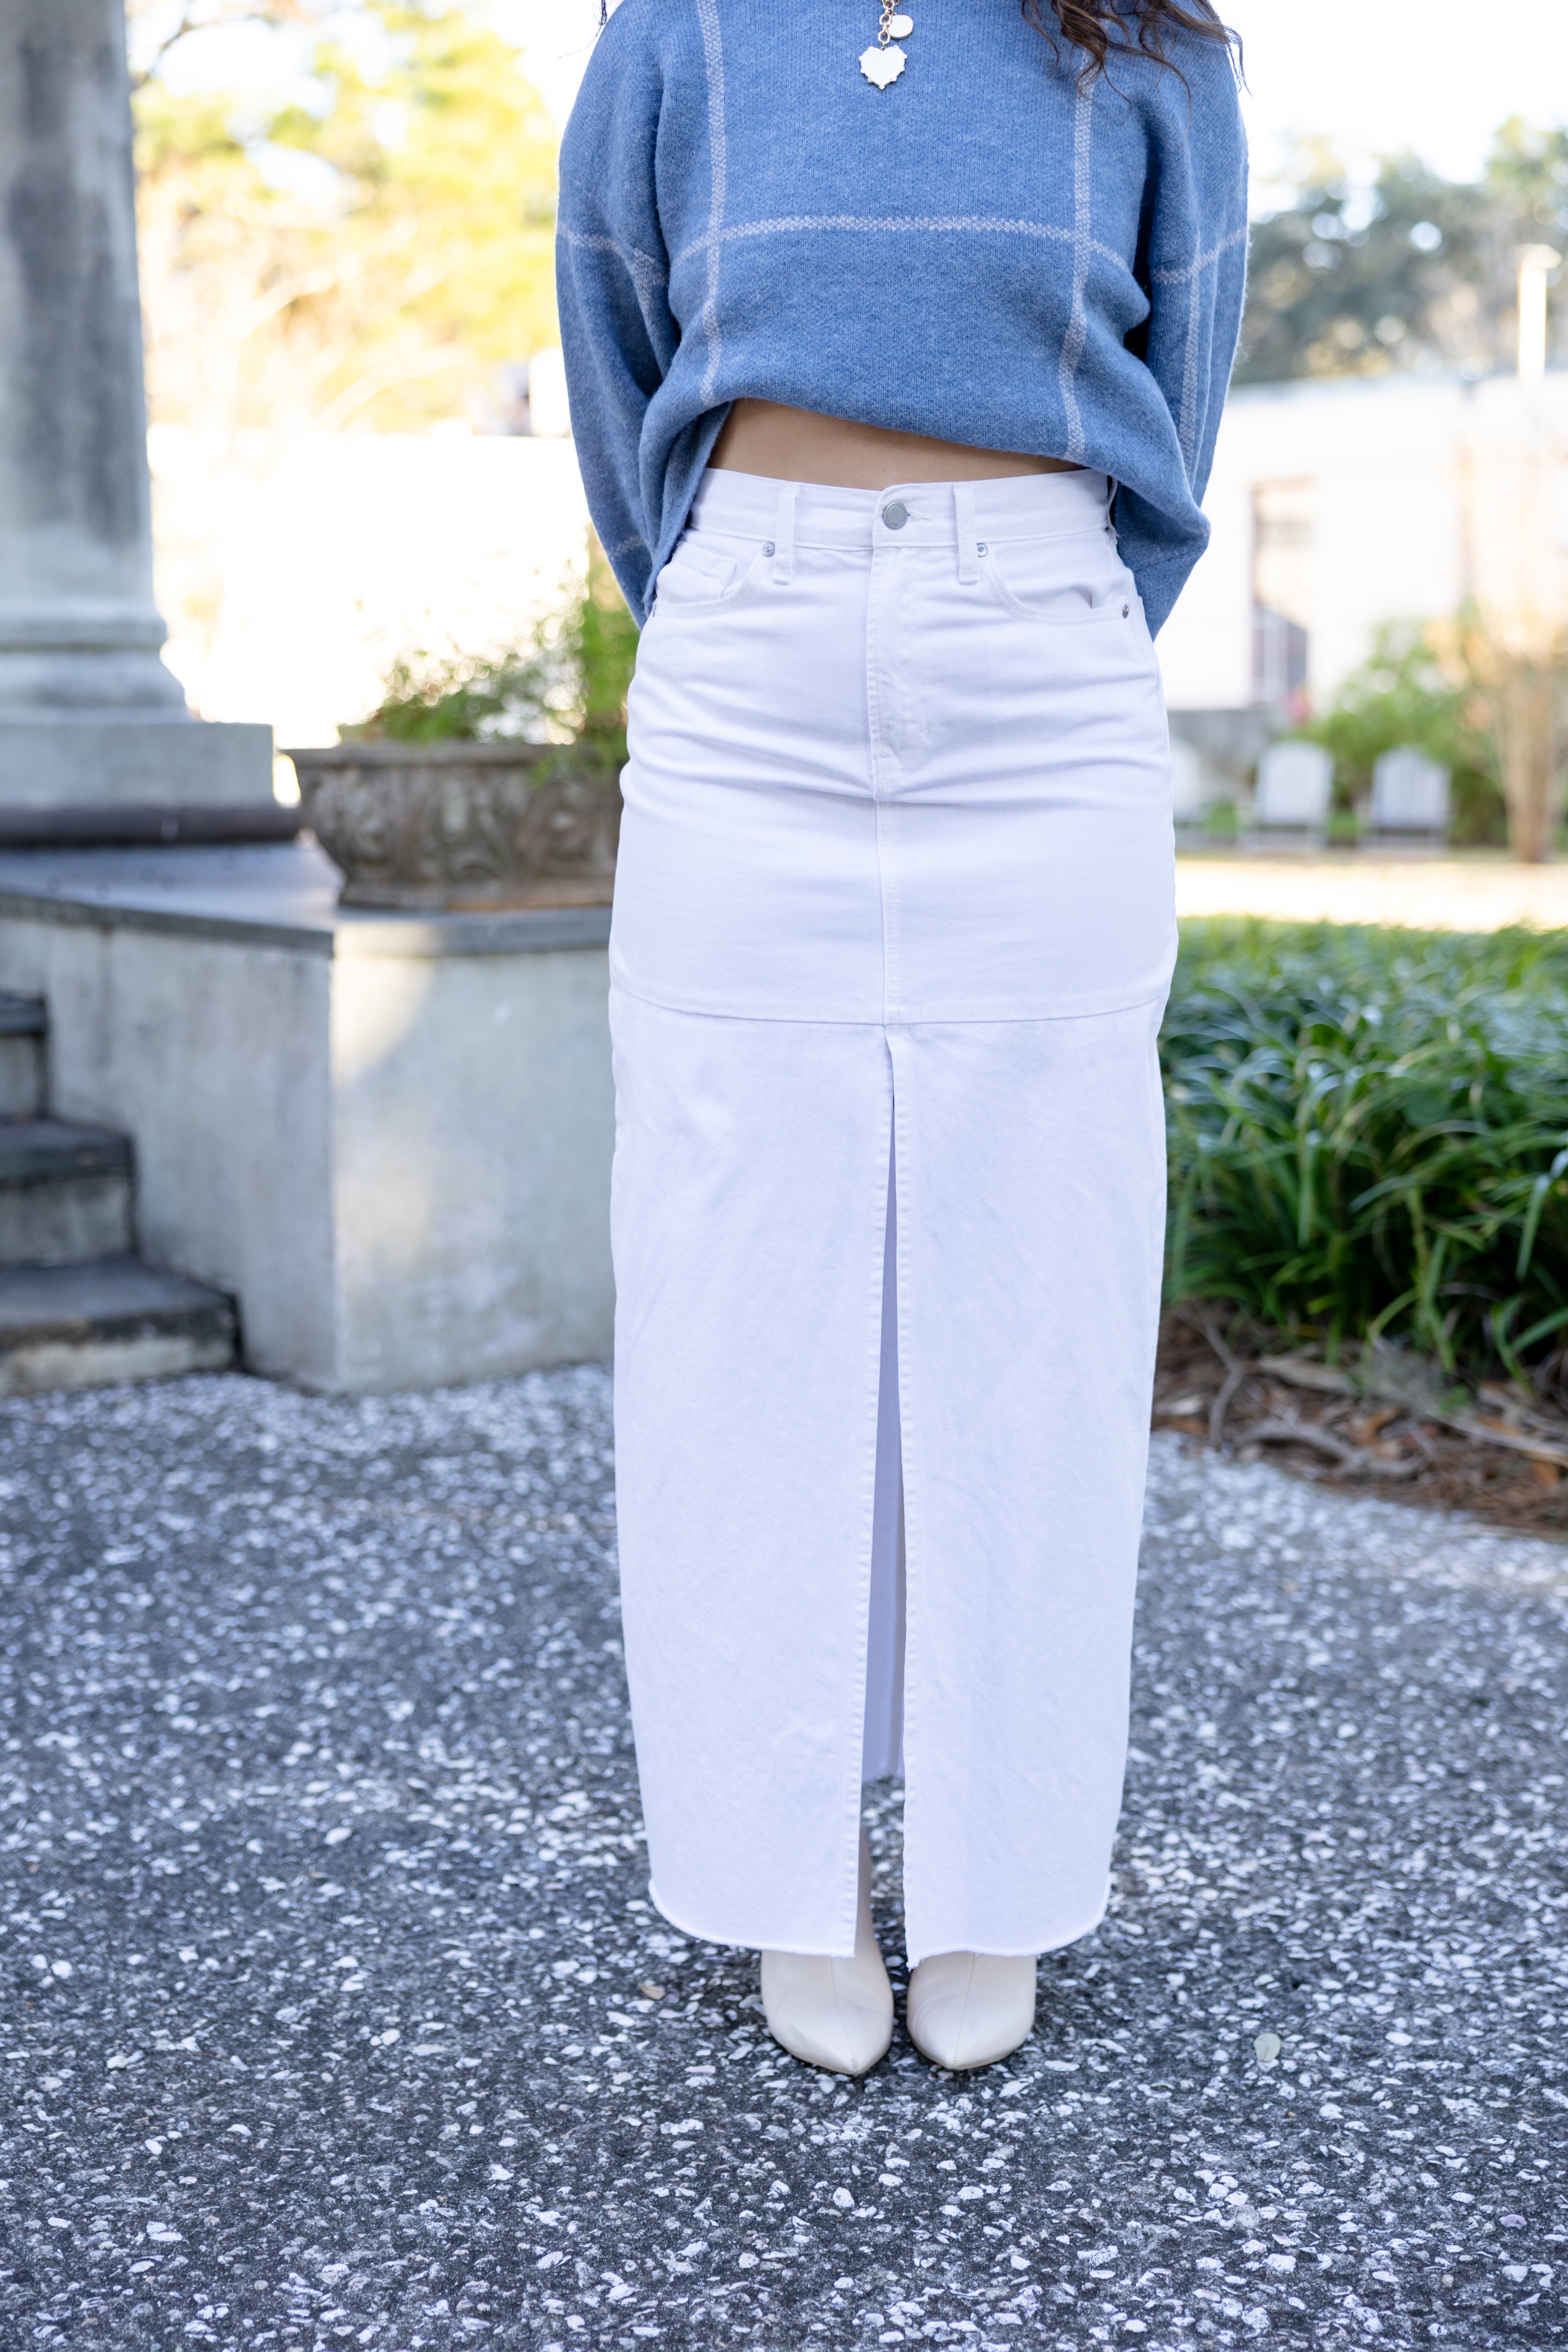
[955,482,979,585]
[771,483,798,585]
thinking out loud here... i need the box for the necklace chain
[860,0,914,83]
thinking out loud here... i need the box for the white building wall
[1154,461,1254,710]
[1159,371,1568,716]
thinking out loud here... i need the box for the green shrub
[348,536,638,765]
[568,543,642,753]
[1297,620,1506,846]
[346,643,550,744]
[1163,919,1568,1373]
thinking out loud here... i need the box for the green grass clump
[1163,920,1568,1374]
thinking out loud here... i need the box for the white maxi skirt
[610,467,1175,1967]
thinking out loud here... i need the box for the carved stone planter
[285,740,621,911]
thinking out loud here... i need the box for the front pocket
[980,534,1141,627]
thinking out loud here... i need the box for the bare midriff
[710,399,1082,489]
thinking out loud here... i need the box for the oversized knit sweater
[556,0,1248,634]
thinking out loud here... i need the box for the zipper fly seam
[867,542,902,1024]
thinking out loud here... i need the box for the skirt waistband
[689,465,1112,549]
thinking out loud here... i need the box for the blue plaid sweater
[557,0,1248,634]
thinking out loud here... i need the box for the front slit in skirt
[610,466,1176,1967]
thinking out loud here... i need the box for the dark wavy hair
[1024,0,1238,83]
[592,0,1238,79]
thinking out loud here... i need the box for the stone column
[0,0,272,826]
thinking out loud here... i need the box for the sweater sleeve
[1116,48,1249,636]
[555,17,677,622]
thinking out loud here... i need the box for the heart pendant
[859,42,907,86]
[887,13,914,32]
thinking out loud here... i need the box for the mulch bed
[1154,1304,1568,1539]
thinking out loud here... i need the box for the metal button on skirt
[610,467,1175,1964]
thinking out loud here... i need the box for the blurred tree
[1239,120,1568,384]
[1443,611,1568,865]
[128,1,318,91]
[132,0,560,434]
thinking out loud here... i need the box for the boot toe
[907,1953,1037,2071]
[762,1953,893,2076]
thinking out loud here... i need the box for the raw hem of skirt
[608,973,1178,1029]
[904,1875,1112,1970]
[646,1877,860,1961]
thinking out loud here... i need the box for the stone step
[0,1257,236,1396]
[0,992,45,1118]
[0,1117,134,1267]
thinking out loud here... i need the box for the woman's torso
[555,0,1249,628]
[711,400,1083,487]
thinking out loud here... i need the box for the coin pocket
[653,534,765,616]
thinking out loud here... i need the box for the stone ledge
[0,991,45,1035]
[0,1117,133,1187]
[0,1256,237,1396]
[0,840,614,960]
[0,802,302,848]
[0,1254,232,1338]
[0,716,274,808]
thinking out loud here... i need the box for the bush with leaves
[1296,620,1506,845]
[349,539,639,770]
[1163,919,1568,1377]
[343,644,550,745]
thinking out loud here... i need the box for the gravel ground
[1,1368,1564,2352]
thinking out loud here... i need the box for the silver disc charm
[859,41,907,85]
[861,0,915,85]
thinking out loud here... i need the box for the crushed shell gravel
[0,1369,1564,2350]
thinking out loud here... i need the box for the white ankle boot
[906,1951,1038,2070]
[761,1833,893,2076]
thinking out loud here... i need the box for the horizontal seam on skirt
[609,976,1173,1028]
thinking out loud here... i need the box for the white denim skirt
[610,466,1175,1965]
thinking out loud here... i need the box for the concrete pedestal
[0,842,615,1389]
